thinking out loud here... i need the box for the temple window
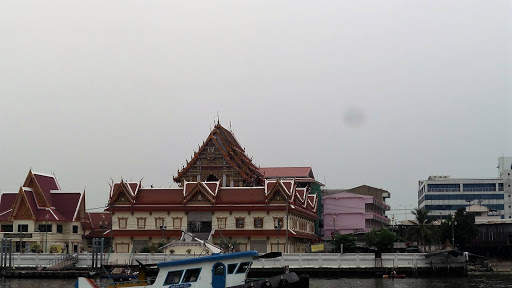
[137,218,146,229]
[254,217,264,228]
[217,217,227,229]
[116,242,130,253]
[235,217,245,228]
[207,174,219,181]
[155,217,165,229]
[172,217,182,229]
[274,217,284,229]
[118,218,128,229]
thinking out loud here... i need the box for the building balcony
[364,213,389,224]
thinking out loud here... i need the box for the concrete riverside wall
[4,252,465,269]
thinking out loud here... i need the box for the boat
[383,271,406,279]
[75,250,309,288]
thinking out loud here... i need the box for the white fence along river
[5,252,465,269]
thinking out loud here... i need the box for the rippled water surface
[0,274,512,288]
[310,274,512,288]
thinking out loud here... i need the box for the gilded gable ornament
[16,201,33,219]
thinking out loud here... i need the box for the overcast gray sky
[1,1,510,220]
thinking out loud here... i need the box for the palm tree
[406,208,438,252]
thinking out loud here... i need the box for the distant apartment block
[418,157,512,219]
[322,185,390,239]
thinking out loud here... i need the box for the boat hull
[75,272,308,288]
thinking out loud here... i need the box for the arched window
[207,174,219,181]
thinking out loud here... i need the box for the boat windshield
[183,268,201,282]
[235,262,251,274]
[228,263,237,274]
[164,270,183,285]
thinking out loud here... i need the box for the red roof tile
[85,212,112,230]
[51,193,82,221]
[85,229,113,238]
[33,173,59,206]
[295,188,306,202]
[36,208,58,221]
[259,167,314,179]
[215,188,266,205]
[204,182,220,195]
[0,210,12,221]
[111,183,121,195]
[110,229,182,237]
[265,181,277,194]
[134,188,184,205]
[19,189,82,222]
[0,193,16,213]
[183,182,197,197]
[128,183,140,195]
[0,193,16,221]
[174,123,263,185]
[281,180,294,195]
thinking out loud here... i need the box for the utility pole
[333,214,336,234]
[275,218,282,253]
[451,215,456,249]
[45,214,49,253]
[285,199,289,254]
[160,215,166,254]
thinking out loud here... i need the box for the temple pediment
[173,123,263,187]
[183,182,218,205]
[10,188,36,220]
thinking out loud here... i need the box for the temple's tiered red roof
[134,188,184,204]
[108,179,317,218]
[259,167,315,179]
[173,123,264,186]
[215,188,266,205]
[20,171,61,208]
[0,170,87,223]
[0,193,16,221]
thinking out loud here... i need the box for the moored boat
[75,250,309,288]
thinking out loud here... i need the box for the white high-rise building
[418,157,512,219]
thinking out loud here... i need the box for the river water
[0,275,511,287]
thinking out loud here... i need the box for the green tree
[332,233,356,253]
[366,228,396,252]
[440,208,478,249]
[406,208,439,251]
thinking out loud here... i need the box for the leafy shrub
[31,243,42,253]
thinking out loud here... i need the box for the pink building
[322,185,390,240]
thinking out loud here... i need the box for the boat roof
[157,251,259,269]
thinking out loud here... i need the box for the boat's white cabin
[152,251,258,288]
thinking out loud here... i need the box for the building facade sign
[4,233,32,239]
